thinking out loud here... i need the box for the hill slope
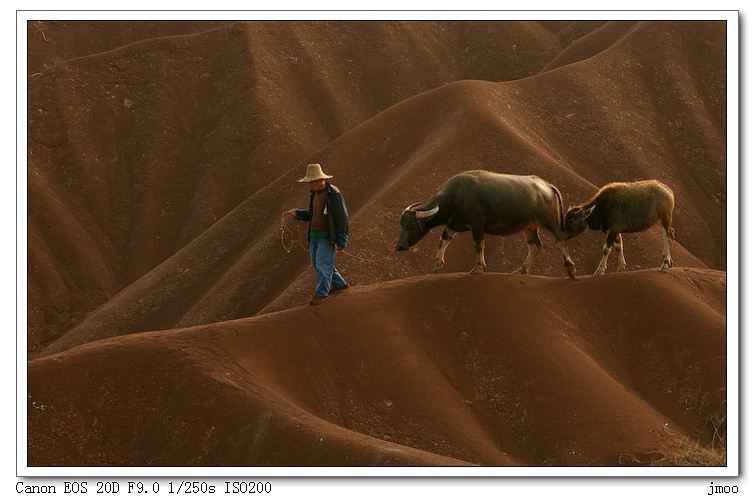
[29,21,726,357]
[28,269,726,467]
[27,20,593,352]
[25,20,729,468]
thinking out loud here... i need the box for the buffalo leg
[544,222,577,279]
[595,231,619,276]
[660,224,674,272]
[514,227,542,274]
[556,240,577,279]
[433,228,456,273]
[470,230,486,274]
[614,234,626,272]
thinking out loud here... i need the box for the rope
[340,246,398,263]
[279,212,398,262]
[279,212,308,253]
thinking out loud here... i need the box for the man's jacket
[294,183,349,248]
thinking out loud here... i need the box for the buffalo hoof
[512,267,526,275]
[659,267,668,273]
[593,269,605,276]
[432,265,443,274]
[470,267,485,274]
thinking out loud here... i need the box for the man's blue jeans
[310,237,348,297]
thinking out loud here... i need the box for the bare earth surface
[26,20,727,468]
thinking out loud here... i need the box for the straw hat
[298,163,333,183]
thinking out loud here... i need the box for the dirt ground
[25,20,727,468]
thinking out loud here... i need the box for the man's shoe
[329,284,350,294]
[309,295,328,306]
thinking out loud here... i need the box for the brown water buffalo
[395,170,577,278]
[563,179,675,275]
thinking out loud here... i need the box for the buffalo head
[563,205,596,239]
[395,203,440,251]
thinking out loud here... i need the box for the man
[287,163,350,305]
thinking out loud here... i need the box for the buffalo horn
[402,202,423,214]
[416,205,439,219]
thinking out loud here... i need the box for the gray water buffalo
[394,170,577,278]
[563,179,676,275]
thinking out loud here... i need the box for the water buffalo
[394,170,577,278]
[563,179,675,275]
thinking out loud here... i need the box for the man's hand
[287,209,297,218]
